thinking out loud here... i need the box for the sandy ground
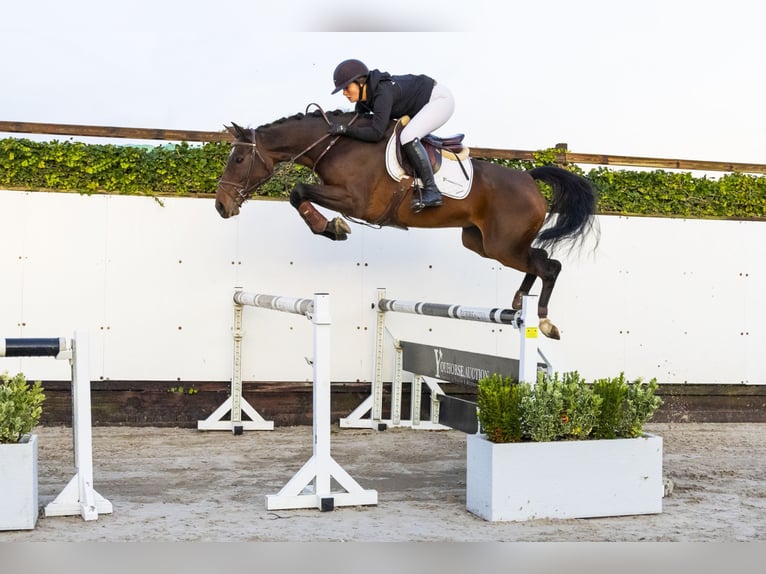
[2,422,765,542]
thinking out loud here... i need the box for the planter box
[0,434,39,530]
[466,432,663,522]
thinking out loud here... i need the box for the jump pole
[340,288,548,430]
[0,331,112,521]
[230,291,377,511]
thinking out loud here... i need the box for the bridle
[218,104,360,209]
[218,129,272,209]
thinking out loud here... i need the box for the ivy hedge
[1,137,764,220]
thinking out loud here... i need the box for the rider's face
[342,82,361,103]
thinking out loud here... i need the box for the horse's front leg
[290,184,351,241]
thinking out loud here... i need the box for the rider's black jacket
[345,69,436,142]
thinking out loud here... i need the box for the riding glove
[329,123,347,136]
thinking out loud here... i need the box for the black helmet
[332,59,369,94]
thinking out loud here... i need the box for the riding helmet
[331,59,369,94]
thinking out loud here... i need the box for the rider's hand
[329,123,347,136]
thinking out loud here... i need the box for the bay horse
[215,108,598,339]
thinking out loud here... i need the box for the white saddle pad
[385,134,475,199]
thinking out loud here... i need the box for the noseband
[218,130,272,208]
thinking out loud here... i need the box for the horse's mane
[257,109,355,131]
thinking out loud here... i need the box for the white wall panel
[1,189,763,385]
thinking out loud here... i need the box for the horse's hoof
[327,217,351,241]
[539,318,561,340]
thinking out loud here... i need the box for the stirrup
[411,187,442,213]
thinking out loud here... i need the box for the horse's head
[215,122,275,218]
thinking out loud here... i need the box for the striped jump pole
[377,300,522,326]
[0,331,112,522]
[377,292,541,385]
[341,288,549,431]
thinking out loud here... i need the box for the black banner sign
[400,340,520,387]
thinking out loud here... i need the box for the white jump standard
[0,331,112,522]
[228,290,377,511]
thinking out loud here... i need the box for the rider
[329,58,455,213]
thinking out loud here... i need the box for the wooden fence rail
[2,120,764,175]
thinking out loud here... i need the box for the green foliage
[591,373,628,440]
[2,137,764,218]
[0,137,315,199]
[477,371,662,443]
[591,374,663,439]
[484,149,766,220]
[521,371,565,442]
[0,372,45,443]
[620,377,663,438]
[167,385,198,395]
[476,374,527,443]
[587,167,766,219]
[559,371,602,439]
[0,138,230,196]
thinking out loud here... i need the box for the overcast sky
[1,0,763,163]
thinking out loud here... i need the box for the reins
[221,104,360,206]
[302,102,360,170]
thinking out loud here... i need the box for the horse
[215,108,598,339]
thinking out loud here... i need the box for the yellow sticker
[525,327,539,339]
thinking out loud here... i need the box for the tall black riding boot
[402,138,443,213]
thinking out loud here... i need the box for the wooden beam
[36,380,766,426]
[566,152,766,175]
[470,147,537,161]
[3,120,766,174]
[471,145,766,175]
[0,121,231,142]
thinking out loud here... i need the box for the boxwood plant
[477,371,661,443]
[0,372,45,444]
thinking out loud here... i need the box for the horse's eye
[235,156,244,164]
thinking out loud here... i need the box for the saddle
[394,117,469,177]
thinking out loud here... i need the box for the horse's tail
[529,165,599,252]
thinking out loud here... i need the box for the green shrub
[559,371,602,440]
[3,137,765,219]
[477,371,662,443]
[591,373,628,440]
[521,372,565,442]
[476,374,526,443]
[0,137,317,199]
[619,377,663,438]
[0,372,45,443]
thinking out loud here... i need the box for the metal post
[519,295,540,385]
[372,288,386,422]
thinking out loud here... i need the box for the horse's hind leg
[519,248,562,339]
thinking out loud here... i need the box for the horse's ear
[227,122,247,139]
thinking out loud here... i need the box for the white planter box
[466,432,663,522]
[0,434,39,530]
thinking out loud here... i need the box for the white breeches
[400,82,455,144]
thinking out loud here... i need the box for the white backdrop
[0,189,763,385]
